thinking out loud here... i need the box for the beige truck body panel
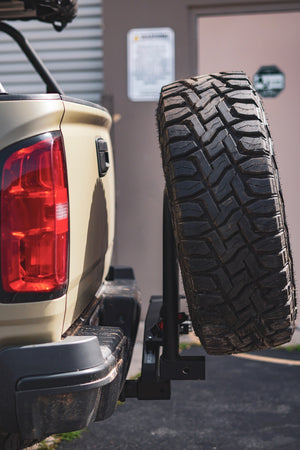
[0,98,64,151]
[0,95,115,347]
[61,99,115,331]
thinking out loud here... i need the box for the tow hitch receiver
[121,192,205,401]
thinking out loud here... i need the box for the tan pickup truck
[0,1,296,449]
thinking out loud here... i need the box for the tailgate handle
[96,138,110,177]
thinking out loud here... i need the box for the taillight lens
[1,133,69,292]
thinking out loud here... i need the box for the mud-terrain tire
[157,72,297,355]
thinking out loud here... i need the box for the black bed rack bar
[0,21,63,94]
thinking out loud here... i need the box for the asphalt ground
[57,345,300,450]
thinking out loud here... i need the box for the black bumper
[0,267,141,441]
[0,328,125,440]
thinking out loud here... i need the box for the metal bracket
[121,190,205,401]
[0,21,63,94]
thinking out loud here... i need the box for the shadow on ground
[57,347,300,450]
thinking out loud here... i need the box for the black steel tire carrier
[121,191,205,401]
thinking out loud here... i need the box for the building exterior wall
[103,0,300,316]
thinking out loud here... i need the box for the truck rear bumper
[0,266,141,441]
[0,328,126,440]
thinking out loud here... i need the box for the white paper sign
[127,28,175,102]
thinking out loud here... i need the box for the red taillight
[1,133,69,292]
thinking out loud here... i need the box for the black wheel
[157,72,297,355]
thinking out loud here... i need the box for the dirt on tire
[157,72,297,355]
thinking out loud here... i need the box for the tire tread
[157,72,297,355]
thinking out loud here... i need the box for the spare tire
[157,72,297,355]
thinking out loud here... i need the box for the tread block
[165,124,191,142]
[192,150,213,178]
[254,234,285,253]
[223,134,245,162]
[233,102,260,118]
[185,256,219,272]
[209,153,232,185]
[263,304,292,320]
[180,220,212,238]
[246,177,275,196]
[211,78,231,92]
[215,196,240,226]
[161,85,185,99]
[204,129,228,159]
[259,253,286,270]
[233,120,265,136]
[181,240,211,256]
[192,275,217,291]
[225,247,250,275]
[171,160,197,178]
[238,136,269,156]
[193,79,214,94]
[231,174,253,204]
[217,72,247,79]
[238,215,260,243]
[227,79,251,88]
[238,136,269,155]
[195,294,225,309]
[240,157,273,175]
[185,89,203,109]
[262,268,290,289]
[254,215,283,233]
[180,202,204,219]
[163,81,183,91]
[225,89,258,104]
[202,117,225,144]
[185,115,206,140]
[163,95,186,109]
[217,101,237,124]
[175,179,204,199]
[212,268,233,293]
[212,168,235,202]
[199,92,219,110]
[164,106,191,124]
[168,139,198,159]
[207,230,227,255]
[199,99,219,122]
[196,191,220,220]
[247,197,280,216]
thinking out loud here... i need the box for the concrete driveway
[57,345,300,450]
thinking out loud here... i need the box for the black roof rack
[0,0,78,31]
